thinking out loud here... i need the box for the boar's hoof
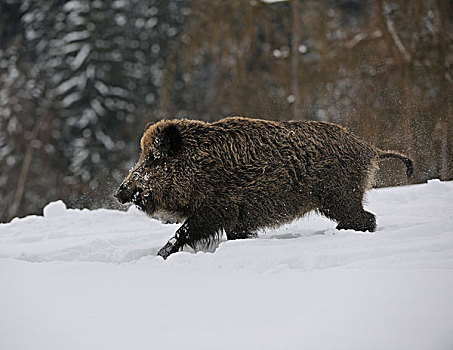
[157,238,181,259]
[336,212,376,232]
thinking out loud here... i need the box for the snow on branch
[345,30,383,49]
[71,44,90,71]
[382,9,412,63]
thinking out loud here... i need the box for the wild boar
[115,117,413,259]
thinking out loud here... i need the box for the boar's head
[114,121,190,217]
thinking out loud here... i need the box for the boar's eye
[145,152,165,168]
[145,153,155,164]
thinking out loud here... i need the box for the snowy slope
[1,180,453,350]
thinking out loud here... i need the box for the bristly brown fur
[115,117,414,259]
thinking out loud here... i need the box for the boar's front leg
[157,214,221,259]
[157,221,189,259]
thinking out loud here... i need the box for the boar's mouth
[131,189,155,214]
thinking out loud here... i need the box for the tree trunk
[291,0,301,119]
[376,0,415,177]
[7,117,43,221]
[439,121,449,181]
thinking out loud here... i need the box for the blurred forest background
[0,0,452,222]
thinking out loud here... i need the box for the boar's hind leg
[224,208,257,240]
[319,195,376,233]
[157,215,222,259]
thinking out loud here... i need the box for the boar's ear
[158,124,182,156]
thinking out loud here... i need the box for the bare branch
[345,30,382,49]
[382,8,412,63]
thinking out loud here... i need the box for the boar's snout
[114,182,137,204]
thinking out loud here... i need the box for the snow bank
[43,200,68,218]
[1,180,453,349]
[2,180,453,270]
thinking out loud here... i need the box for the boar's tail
[376,150,414,179]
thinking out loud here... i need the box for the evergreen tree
[0,0,189,220]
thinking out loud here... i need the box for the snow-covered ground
[1,180,453,350]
